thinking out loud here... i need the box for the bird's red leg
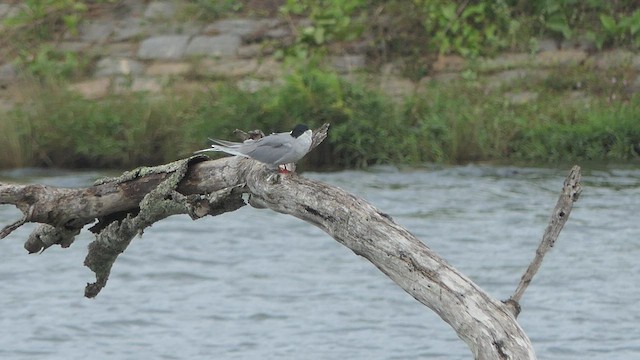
[278,165,291,174]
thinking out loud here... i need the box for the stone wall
[1,0,639,109]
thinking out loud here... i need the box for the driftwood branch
[505,165,582,316]
[0,123,580,359]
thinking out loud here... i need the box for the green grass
[1,82,194,169]
[1,65,639,170]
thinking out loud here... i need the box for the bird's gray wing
[243,133,293,164]
[209,138,245,147]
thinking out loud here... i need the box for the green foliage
[512,96,640,162]
[183,0,243,21]
[18,44,86,81]
[192,67,404,168]
[593,10,640,49]
[2,66,639,170]
[4,84,189,168]
[403,83,522,163]
[519,0,640,50]
[1,0,103,38]
[279,0,366,59]
[274,0,640,59]
[2,1,113,80]
[411,0,517,57]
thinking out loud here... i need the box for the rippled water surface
[1,165,639,360]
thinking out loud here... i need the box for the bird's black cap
[290,124,310,138]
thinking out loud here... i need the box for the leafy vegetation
[18,44,88,81]
[279,0,366,60]
[1,1,639,169]
[2,64,639,170]
[1,0,113,79]
[2,0,90,37]
[271,0,640,63]
[182,0,244,21]
[1,82,190,168]
[409,0,518,57]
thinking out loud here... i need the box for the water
[1,164,639,360]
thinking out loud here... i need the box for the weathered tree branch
[505,165,582,317]
[0,123,580,359]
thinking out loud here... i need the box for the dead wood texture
[506,165,582,317]
[0,123,582,360]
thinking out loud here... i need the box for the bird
[194,124,313,173]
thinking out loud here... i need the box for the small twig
[0,217,27,239]
[233,128,265,141]
[0,205,34,239]
[506,165,582,317]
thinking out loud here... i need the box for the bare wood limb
[0,124,559,359]
[245,165,536,360]
[0,207,30,239]
[506,165,582,317]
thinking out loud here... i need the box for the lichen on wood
[84,156,247,297]
[84,157,193,297]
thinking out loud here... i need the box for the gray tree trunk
[0,125,581,360]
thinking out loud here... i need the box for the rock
[185,35,241,58]
[485,69,549,90]
[237,43,275,58]
[0,63,19,85]
[0,98,13,113]
[204,18,286,41]
[428,72,461,83]
[75,20,114,43]
[95,57,145,77]
[380,76,415,101]
[633,55,640,71]
[265,27,290,39]
[535,38,559,52]
[138,35,190,60]
[146,23,203,36]
[478,53,531,72]
[534,50,587,67]
[561,38,596,51]
[0,4,12,18]
[505,91,538,105]
[58,42,91,53]
[197,58,258,78]
[112,18,146,42]
[113,0,148,17]
[625,75,640,94]
[1,4,23,19]
[172,81,209,94]
[587,49,636,69]
[381,62,404,76]
[432,55,466,72]
[144,1,176,19]
[236,78,272,93]
[205,18,262,38]
[105,43,138,57]
[131,77,162,93]
[70,78,111,99]
[330,55,366,73]
[567,90,591,106]
[146,62,192,76]
[254,58,283,79]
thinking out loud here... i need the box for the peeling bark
[0,123,581,359]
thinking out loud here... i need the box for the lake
[0,164,638,359]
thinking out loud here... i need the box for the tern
[194,124,313,172]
